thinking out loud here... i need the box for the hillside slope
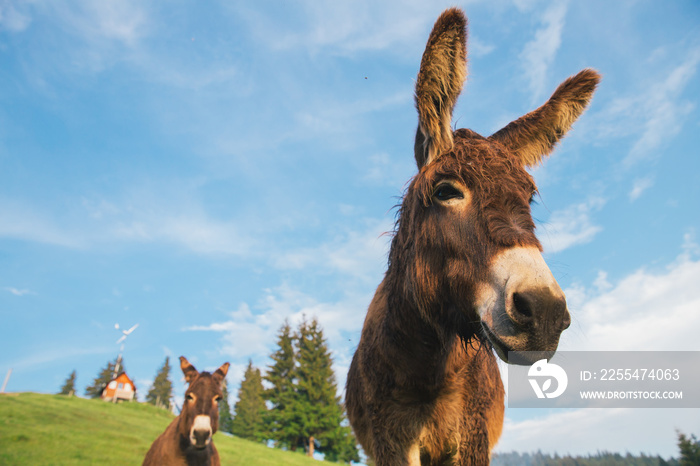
[0,392,320,465]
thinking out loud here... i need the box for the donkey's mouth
[190,436,211,449]
[481,323,556,366]
[480,323,512,363]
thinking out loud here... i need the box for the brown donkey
[345,8,599,465]
[143,356,229,466]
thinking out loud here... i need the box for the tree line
[491,433,700,466]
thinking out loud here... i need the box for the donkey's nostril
[511,292,534,324]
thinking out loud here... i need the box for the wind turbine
[116,323,139,345]
[112,323,138,378]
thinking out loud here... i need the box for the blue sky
[1,0,699,459]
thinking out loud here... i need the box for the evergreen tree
[264,321,300,450]
[232,360,267,442]
[145,356,173,409]
[678,431,700,466]
[85,357,124,399]
[58,370,77,396]
[292,317,359,462]
[219,379,234,434]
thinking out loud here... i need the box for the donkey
[143,356,230,466]
[345,8,599,465]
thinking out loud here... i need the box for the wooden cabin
[101,372,136,402]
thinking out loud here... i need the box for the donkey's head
[178,356,229,449]
[390,9,599,364]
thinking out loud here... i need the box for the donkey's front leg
[368,404,424,466]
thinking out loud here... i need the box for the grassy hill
[0,392,321,466]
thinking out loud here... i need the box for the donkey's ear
[213,362,230,383]
[414,8,467,168]
[489,69,600,167]
[180,356,199,384]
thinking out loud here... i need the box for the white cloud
[561,234,700,352]
[629,176,654,201]
[538,197,605,254]
[592,270,612,293]
[519,2,568,102]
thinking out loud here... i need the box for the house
[102,372,136,402]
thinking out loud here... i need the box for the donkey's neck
[378,280,485,396]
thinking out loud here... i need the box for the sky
[1,0,699,460]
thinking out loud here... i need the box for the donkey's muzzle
[476,246,570,364]
[190,415,213,448]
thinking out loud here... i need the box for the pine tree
[145,356,173,409]
[292,317,359,462]
[219,380,234,434]
[85,357,124,399]
[678,430,700,466]
[232,360,267,442]
[58,370,77,396]
[264,321,300,450]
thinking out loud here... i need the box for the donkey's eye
[214,396,221,403]
[186,394,195,402]
[434,184,464,202]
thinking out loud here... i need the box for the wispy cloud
[274,218,391,284]
[625,47,700,165]
[470,35,496,58]
[3,287,33,296]
[0,198,84,248]
[9,345,113,372]
[234,0,446,56]
[595,45,700,167]
[12,0,150,76]
[519,1,568,102]
[538,197,605,254]
[0,190,256,255]
[628,176,654,201]
[0,1,31,32]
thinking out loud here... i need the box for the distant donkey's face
[179,357,229,449]
[395,12,599,364]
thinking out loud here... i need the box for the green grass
[0,392,320,465]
